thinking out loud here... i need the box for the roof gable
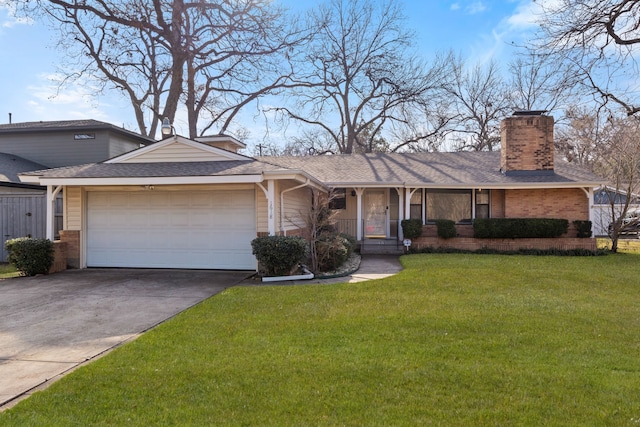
[107,135,249,164]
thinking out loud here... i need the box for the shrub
[573,220,593,238]
[401,219,423,239]
[251,236,308,277]
[315,232,351,272]
[339,233,357,256]
[473,218,569,239]
[5,237,55,276]
[435,219,456,239]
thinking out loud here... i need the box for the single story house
[20,112,603,271]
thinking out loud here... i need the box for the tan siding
[119,142,231,163]
[282,185,311,233]
[256,185,269,233]
[65,186,83,230]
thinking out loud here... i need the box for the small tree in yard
[303,189,354,273]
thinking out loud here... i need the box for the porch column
[583,187,595,226]
[355,188,364,240]
[257,180,276,236]
[395,187,404,240]
[46,185,63,241]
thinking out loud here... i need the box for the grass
[0,263,20,279]
[3,254,640,425]
[598,237,640,253]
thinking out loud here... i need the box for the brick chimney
[500,111,554,175]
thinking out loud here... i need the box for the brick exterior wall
[501,114,554,173]
[504,188,588,221]
[49,240,68,273]
[59,230,80,269]
[412,236,596,252]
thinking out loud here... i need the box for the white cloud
[466,2,486,15]
[25,73,112,121]
[450,3,461,11]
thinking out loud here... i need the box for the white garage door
[87,190,256,269]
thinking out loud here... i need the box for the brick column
[59,230,80,269]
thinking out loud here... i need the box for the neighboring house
[0,120,155,261]
[0,153,49,261]
[592,186,640,236]
[0,119,155,168]
[20,111,604,271]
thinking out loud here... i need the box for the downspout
[280,179,311,236]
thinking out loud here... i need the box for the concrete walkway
[0,269,250,410]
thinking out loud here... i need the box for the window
[329,188,347,210]
[409,190,422,220]
[426,189,472,223]
[475,190,490,219]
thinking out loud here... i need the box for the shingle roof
[258,152,603,187]
[0,152,49,184]
[0,120,155,144]
[20,151,604,187]
[20,160,287,178]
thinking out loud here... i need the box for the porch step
[360,239,405,255]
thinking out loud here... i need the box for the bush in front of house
[315,232,353,272]
[473,218,569,239]
[5,237,55,276]
[401,219,423,239]
[573,220,593,238]
[435,219,457,239]
[251,236,308,277]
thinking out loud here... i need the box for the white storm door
[364,190,388,238]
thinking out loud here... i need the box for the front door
[364,190,387,238]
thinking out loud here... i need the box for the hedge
[573,220,593,238]
[473,218,569,239]
[5,237,55,276]
[401,219,423,239]
[435,219,456,239]
[251,236,308,277]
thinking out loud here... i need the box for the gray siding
[0,194,47,262]
[0,130,144,167]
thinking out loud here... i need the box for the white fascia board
[324,181,603,189]
[263,170,327,191]
[17,175,42,184]
[36,175,264,186]
[402,182,603,189]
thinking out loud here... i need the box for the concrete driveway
[0,268,251,409]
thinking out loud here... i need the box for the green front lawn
[0,263,20,279]
[3,254,640,425]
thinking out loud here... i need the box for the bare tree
[445,57,512,151]
[534,0,640,116]
[559,109,640,252]
[594,117,640,252]
[508,53,573,114]
[270,0,452,154]
[16,0,307,138]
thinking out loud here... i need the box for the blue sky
[0,0,540,145]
